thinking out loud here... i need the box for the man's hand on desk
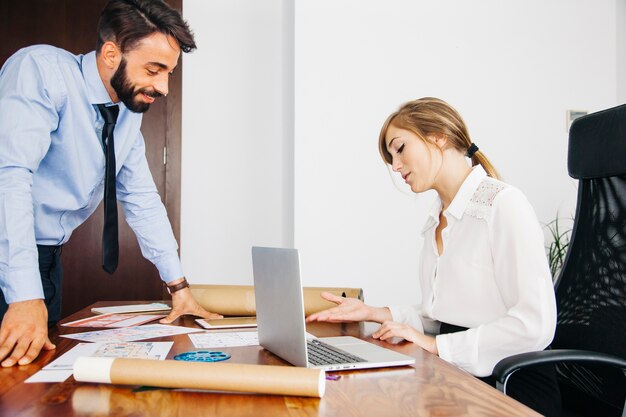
[0,299,56,367]
[159,287,223,324]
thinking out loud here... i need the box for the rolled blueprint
[190,284,364,316]
[74,357,326,398]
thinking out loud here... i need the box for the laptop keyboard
[307,339,366,366]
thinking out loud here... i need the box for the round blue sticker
[173,350,231,362]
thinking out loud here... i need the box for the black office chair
[493,104,626,417]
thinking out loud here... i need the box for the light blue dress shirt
[0,45,183,304]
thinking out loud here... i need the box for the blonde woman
[307,97,560,416]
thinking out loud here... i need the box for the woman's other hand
[372,321,438,355]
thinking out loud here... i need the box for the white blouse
[388,166,557,377]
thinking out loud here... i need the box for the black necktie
[97,104,120,274]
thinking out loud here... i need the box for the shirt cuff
[1,266,45,304]
[388,305,403,321]
[435,334,452,364]
[154,252,184,283]
[435,331,489,377]
[388,305,425,333]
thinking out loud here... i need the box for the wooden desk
[0,302,539,417]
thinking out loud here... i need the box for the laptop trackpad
[320,336,409,361]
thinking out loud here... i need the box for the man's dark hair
[97,0,196,54]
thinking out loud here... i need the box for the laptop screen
[252,246,310,367]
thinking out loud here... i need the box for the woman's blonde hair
[378,97,500,179]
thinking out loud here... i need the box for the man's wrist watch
[166,278,189,294]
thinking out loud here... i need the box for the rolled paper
[74,357,326,398]
[190,284,364,316]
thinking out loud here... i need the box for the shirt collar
[421,197,441,235]
[82,51,114,105]
[421,165,487,234]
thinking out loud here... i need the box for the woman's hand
[305,292,391,323]
[372,321,438,355]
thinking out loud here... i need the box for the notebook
[252,246,415,371]
[195,317,257,330]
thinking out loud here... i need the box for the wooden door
[0,0,183,316]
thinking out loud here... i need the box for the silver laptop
[252,246,415,371]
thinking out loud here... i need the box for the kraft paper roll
[190,284,364,316]
[74,357,326,398]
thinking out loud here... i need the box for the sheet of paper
[91,302,171,314]
[189,331,259,348]
[25,370,74,383]
[60,324,203,343]
[62,313,166,328]
[26,341,173,383]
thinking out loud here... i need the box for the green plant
[545,215,573,280]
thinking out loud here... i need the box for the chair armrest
[493,349,626,392]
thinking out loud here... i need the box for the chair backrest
[554,103,626,411]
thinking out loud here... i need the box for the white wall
[619,0,626,103]
[181,0,292,285]
[182,1,621,307]
[294,0,617,306]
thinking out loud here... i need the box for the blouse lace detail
[465,179,507,220]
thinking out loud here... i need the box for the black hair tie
[466,143,479,158]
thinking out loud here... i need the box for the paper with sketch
[62,312,166,328]
[61,324,203,343]
[189,331,259,348]
[25,341,173,383]
[43,342,173,371]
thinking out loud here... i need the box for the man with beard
[0,0,222,368]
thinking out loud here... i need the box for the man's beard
[110,57,163,113]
